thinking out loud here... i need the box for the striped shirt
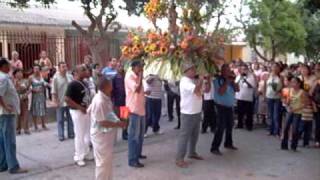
[144,75,163,99]
[302,105,314,121]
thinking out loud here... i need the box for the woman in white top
[266,63,283,136]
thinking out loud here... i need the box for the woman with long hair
[266,63,283,136]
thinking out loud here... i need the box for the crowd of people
[0,50,319,179]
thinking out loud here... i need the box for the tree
[236,0,307,62]
[299,0,320,62]
[0,0,146,64]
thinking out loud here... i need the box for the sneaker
[154,130,164,135]
[84,154,94,161]
[75,160,86,167]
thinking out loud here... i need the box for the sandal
[189,155,204,160]
[175,160,189,168]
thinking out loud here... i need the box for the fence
[0,31,122,70]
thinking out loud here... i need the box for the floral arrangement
[121,0,230,80]
[144,0,168,22]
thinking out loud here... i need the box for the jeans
[237,100,254,130]
[299,121,312,146]
[145,97,162,133]
[0,115,20,172]
[128,114,145,166]
[57,106,74,139]
[281,113,301,150]
[176,113,201,161]
[167,93,181,127]
[202,100,216,132]
[267,98,281,135]
[314,111,320,143]
[211,104,234,151]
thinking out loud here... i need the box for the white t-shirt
[266,75,282,99]
[235,74,257,102]
[180,76,203,114]
[203,81,214,100]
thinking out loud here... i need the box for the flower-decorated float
[121,0,231,81]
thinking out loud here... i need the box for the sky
[8,0,248,40]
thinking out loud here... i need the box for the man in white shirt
[235,64,257,131]
[88,76,126,180]
[176,62,204,168]
[202,76,216,133]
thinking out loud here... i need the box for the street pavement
[1,116,319,180]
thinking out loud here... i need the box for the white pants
[91,130,117,180]
[70,109,91,161]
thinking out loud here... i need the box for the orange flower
[160,46,168,54]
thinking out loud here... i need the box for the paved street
[1,117,319,180]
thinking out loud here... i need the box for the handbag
[119,106,130,120]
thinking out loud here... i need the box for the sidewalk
[1,117,319,180]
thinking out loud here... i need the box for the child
[281,77,305,151]
[87,76,127,180]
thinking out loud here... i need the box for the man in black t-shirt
[65,65,92,167]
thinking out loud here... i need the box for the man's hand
[4,104,14,113]
[117,121,128,128]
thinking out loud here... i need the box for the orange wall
[224,45,244,62]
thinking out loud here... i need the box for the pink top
[125,71,145,116]
[11,59,23,69]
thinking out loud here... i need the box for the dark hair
[33,64,42,70]
[12,68,23,77]
[97,76,112,91]
[291,76,303,89]
[301,64,311,75]
[58,61,66,67]
[92,63,100,69]
[0,57,10,68]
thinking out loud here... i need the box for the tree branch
[252,34,269,61]
[104,13,117,31]
[71,20,88,36]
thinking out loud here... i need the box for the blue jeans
[0,115,20,172]
[145,98,162,133]
[267,98,281,135]
[128,114,145,166]
[57,107,74,139]
[281,113,301,150]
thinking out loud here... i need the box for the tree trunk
[87,37,110,66]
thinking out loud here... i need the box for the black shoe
[281,146,289,150]
[68,135,75,139]
[139,155,147,159]
[130,162,144,168]
[0,168,7,173]
[236,126,243,129]
[59,137,65,142]
[225,146,238,150]
[174,126,180,130]
[210,149,223,156]
[201,130,207,134]
[9,168,28,174]
[168,118,173,122]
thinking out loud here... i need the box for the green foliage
[298,0,320,61]
[246,0,307,61]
